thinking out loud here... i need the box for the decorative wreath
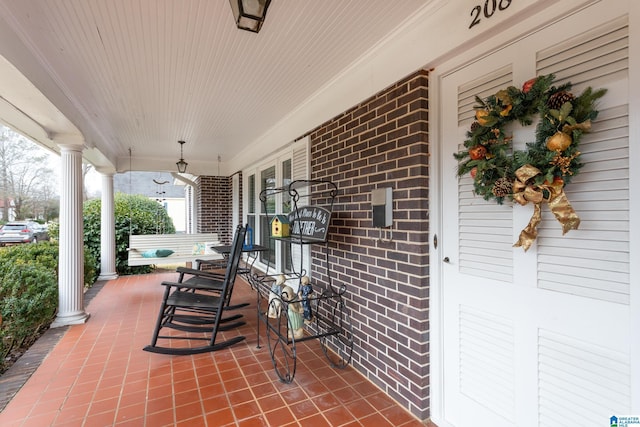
[454,74,606,251]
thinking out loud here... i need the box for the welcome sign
[288,206,331,241]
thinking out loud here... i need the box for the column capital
[50,132,85,146]
[97,170,116,178]
[58,143,85,154]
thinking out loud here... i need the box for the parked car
[32,223,50,241]
[0,221,49,246]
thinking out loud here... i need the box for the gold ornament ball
[475,109,490,126]
[546,131,572,151]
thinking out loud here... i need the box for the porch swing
[124,149,224,267]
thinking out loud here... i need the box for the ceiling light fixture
[176,140,188,173]
[229,0,271,33]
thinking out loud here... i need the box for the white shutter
[538,329,630,425]
[537,16,629,91]
[290,136,311,278]
[459,305,515,422]
[536,17,630,304]
[458,66,512,127]
[292,136,309,181]
[457,69,514,283]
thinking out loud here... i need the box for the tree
[0,126,57,221]
[30,180,59,222]
[82,163,94,201]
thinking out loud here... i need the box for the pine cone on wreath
[547,91,575,110]
[470,121,480,133]
[492,177,513,198]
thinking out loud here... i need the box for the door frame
[629,0,640,415]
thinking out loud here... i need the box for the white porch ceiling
[0,0,431,175]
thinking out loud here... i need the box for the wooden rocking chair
[143,225,247,355]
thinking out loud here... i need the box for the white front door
[439,2,633,426]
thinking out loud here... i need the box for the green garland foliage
[454,74,606,203]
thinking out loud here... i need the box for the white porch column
[98,172,118,280]
[52,144,90,327]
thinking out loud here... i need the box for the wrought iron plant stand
[248,180,354,382]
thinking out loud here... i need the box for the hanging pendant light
[229,0,271,33]
[176,140,188,173]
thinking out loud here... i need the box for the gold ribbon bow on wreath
[512,164,580,251]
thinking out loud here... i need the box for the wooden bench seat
[128,233,223,266]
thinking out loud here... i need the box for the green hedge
[83,193,176,276]
[0,242,97,373]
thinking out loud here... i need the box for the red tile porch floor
[0,271,433,426]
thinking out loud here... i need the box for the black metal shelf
[269,236,327,244]
[252,179,353,383]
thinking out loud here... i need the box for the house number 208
[469,0,512,29]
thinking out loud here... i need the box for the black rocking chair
[143,225,247,355]
[173,262,250,311]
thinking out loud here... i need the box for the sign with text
[288,206,331,241]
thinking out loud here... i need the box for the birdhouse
[271,215,290,237]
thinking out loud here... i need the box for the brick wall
[197,173,243,244]
[308,69,430,419]
[197,176,232,243]
[196,70,431,419]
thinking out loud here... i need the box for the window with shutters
[243,137,309,274]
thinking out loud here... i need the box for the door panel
[440,4,631,426]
